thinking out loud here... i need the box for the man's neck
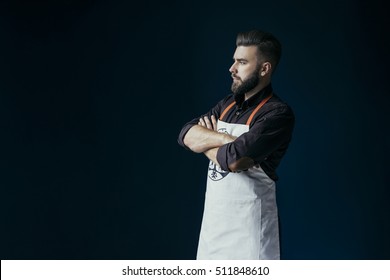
[244,81,270,101]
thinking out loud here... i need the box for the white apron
[197,95,280,260]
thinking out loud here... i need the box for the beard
[231,66,261,98]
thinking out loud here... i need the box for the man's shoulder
[262,93,294,117]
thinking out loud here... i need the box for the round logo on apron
[208,161,229,181]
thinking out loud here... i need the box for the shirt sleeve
[216,104,295,171]
[177,97,229,149]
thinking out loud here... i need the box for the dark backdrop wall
[1,0,389,259]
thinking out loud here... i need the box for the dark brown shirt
[177,84,295,181]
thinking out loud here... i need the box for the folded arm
[183,115,235,153]
[183,115,255,172]
[216,106,295,173]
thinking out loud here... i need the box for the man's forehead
[233,45,258,59]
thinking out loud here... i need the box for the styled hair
[236,29,282,71]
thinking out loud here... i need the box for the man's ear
[260,62,272,76]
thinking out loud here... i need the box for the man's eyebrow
[233,58,248,62]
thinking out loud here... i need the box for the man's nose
[229,63,237,74]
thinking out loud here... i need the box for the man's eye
[239,61,246,65]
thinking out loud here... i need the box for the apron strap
[245,93,273,126]
[219,101,236,121]
[219,93,273,124]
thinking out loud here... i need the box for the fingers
[199,115,218,131]
[211,115,217,131]
[198,118,206,127]
[204,116,213,130]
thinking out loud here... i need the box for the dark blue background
[1,0,389,259]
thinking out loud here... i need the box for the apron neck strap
[219,101,236,121]
[219,94,273,125]
[246,93,273,126]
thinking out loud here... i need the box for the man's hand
[183,115,234,153]
[199,115,220,167]
[198,115,218,131]
[198,115,230,168]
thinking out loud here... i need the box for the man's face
[230,46,261,97]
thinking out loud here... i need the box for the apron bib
[197,95,280,260]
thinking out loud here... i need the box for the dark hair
[236,29,282,71]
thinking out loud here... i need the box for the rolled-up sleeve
[216,105,295,171]
[177,119,198,149]
[177,97,229,149]
[177,98,227,149]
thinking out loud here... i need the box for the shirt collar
[234,83,273,109]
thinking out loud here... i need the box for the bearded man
[178,29,295,260]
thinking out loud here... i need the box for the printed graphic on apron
[208,161,229,181]
[218,127,228,134]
